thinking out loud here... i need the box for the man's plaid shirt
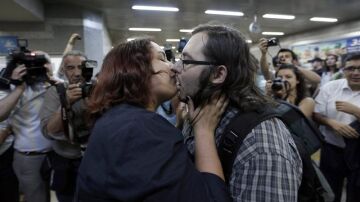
[183,106,302,202]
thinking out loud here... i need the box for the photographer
[266,64,315,118]
[40,50,91,202]
[1,50,54,202]
[258,38,321,85]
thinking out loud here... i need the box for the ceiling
[5,0,360,46]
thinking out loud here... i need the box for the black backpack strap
[55,83,75,143]
[277,100,324,154]
[218,107,281,182]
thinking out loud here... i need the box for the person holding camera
[258,38,321,86]
[0,50,54,202]
[40,50,90,202]
[75,38,231,202]
[266,64,315,118]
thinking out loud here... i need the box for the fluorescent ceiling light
[172,46,176,49]
[205,10,244,16]
[262,14,295,20]
[246,40,252,43]
[262,32,284,36]
[179,29,193,33]
[310,17,338,22]
[166,39,180,42]
[132,5,179,12]
[129,28,161,32]
[127,38,135,41]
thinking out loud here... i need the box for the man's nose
[74,68,82,78]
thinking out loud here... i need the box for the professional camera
[79,60,97,98]
[267,37,279,47]
[1,39,49,86]
[271,77,288,91]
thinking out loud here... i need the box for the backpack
[218,101,334,202]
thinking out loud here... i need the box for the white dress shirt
[8,84,52,152]
[315,79,360,148]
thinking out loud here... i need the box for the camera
[267,37,279,47]
[178,38,187,53]
[0,39,49,87]
[271,77,285,91]
[79,60,97,98]
[5,39,49,85]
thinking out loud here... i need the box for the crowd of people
[0,23,360,202]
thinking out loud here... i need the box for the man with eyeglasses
[314,53,360,202]
[175,24,302,202]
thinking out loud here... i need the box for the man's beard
[190,70,213,109]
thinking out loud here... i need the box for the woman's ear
[210,65,228,84]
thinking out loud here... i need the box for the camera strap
[55,83,75,144]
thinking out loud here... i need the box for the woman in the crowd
[266,64,315,118]
[320,54,343,86]
[75,38,230,202]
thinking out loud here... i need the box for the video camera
[79,60,97,98]
[0,39,49,87]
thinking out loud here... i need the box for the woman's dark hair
[87,38,154,121]
[324,54,339,73]
[275,64,309,106]
[191,24,273,111]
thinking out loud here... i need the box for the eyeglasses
[344,66,360,72]
[175,58,219,71]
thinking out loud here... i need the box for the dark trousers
[47,152,81,202]
[320,142,360,202]
[56,192,75,202]
[0,147,19,202]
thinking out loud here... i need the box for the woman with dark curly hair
[75,38,230,202]
[266,64,315,118]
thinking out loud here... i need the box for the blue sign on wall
[346,36,360,53]
[0,36,18,55]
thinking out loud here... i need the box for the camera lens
[271,78,284,91]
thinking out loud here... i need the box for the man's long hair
[191,24,272,111]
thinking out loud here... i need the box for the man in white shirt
[314,53,360,202]
[0,51,54,202]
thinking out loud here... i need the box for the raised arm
[259,38,273,80]
[63,33,81,55]
[0,65,26,121]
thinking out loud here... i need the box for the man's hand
[69,33,81,44]
[265,80,273,96]
[66,83,82,105]
[328,119,359,138]
[11,65,26,80]
[259,38,268,55]
[336,101,360,115]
